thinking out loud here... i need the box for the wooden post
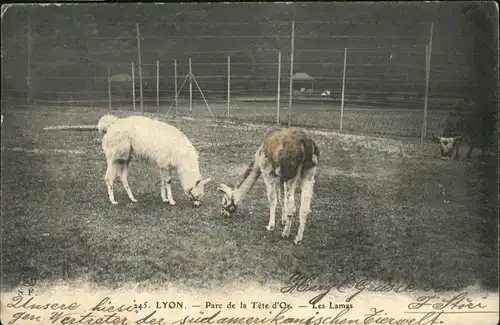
[227,56,230,117]
[340,47,347,131]
[174,59,178,114]
[277,52,282,125]
[107,67,112,113]
[156,60,160,112]
[136,23,144,114]
[288,21,295,127]
[189,57,193,113]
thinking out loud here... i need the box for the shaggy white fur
[101,115,211,206]
[97,114,120,135]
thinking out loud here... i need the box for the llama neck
[177,158,201,193]
[233,160,261,204]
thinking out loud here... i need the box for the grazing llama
[101,115,211,206]
[217,127,320,245]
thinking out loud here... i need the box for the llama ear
[200,178,211,185]
[217,183,232,195]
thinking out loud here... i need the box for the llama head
[217,183,237,217]
[187,178,211,207]
[432,134,462,160]
[97,114,119,136]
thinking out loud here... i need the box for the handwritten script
[279,273,448,305]
[1,286,494,325]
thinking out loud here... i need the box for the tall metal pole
[227,56,231,117]
[174,59,178,114]
[277,52,282,125]
[189,57,193,113]
[421,22,434,150]
[27,25,32,104]
[156,60,160,112]
[131,62,136,111]
[287,21,295,127]
[423,22,434,139]
[107,67,112,113]
[136,23,144,114]
[340,47,347,131]
[421,44,431,150]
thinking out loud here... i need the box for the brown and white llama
[217,127,320,245]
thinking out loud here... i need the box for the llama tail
[302,137,320,169]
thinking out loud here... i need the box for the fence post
[107,67,112,113]
[227,56,230,117]
[340,47,347,131]
[189,57,193,113]
[288,20,295,127]
[157,60,160,112]
[26,25,32,105]
[174,59,178,114]
[136,23,144,114]
[277,52,281,125]
[421,44,431,150]
[131,62,136,112]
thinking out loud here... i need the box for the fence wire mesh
[2,4,478,144]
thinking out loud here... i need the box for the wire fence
[2,18,475,141]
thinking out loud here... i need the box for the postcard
[1,2,498,325]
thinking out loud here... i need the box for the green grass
[0,105,497,293]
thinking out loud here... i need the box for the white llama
[102,115,211,206]
[217,127,320,245]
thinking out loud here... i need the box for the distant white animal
[217,127,320,245]
[1,114,3,126]
[101,115,211,206]
[432,135,462,160]
[321,90,331,96]
[300,88,306,92]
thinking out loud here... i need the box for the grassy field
[0,104,497,294]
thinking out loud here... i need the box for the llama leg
[161,168,176,205]
[278,181,286,225]
[282,177,299,239]
[160,169,167,202]
[120,161,137,203]
[105,160,119,205]
[263,172,278,231]
[294,167,317,245]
